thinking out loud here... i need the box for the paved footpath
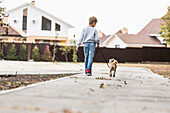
[0,61,170,113]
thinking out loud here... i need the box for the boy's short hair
[89,16,98,25]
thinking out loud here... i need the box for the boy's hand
[76,47,79,52]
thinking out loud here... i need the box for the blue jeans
[84,42,96,73]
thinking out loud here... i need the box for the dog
[109,58,118,77]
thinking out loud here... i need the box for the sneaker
[86,72,92,76]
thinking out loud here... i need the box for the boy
[76,16,99,76]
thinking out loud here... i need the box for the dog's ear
[114,60,118,64]
[109,59,114,63]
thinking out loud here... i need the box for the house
[103,19,167,48]
[0,19,22,42]
[6,1,73,45]
[98,31,110,47]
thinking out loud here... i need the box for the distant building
[0,19,22,42]
[6,1,73,45]
[98,31,110,47]
[102,19,167,48]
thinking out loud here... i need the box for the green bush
[71,35,77,63]
[0,49,4,59]
[42,45,52,62]
[59,46,71,62]
[72,47,77,63]
[18,44,27,61]
[32,45,41,61]
[6,44,18,60]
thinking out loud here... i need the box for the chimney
[98,31,103,38]
[121,27,128,34]
[31,1,35,5]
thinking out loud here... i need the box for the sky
[1,0,170,39]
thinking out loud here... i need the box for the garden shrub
[42,45,52,62]
[18,44,27,61]
[6,44,18,60]
[32,45,41,61]
[0,49,4,60]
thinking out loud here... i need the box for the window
[38,40,50,44]
[22,38,27,41]
[22,16,27,30]
[115,45,120,48]
[43,40,50,44]
[42,16,51,30]
[55,23,60,31]
[22,8,27,31]
[53,40,59,45]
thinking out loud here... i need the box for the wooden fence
[0,42,170,63]
[77,47,170,63]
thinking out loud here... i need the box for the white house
[102,19,167,48]
[7,1,74,45]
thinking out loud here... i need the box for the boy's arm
[76,29,84,51]
[95,29,100,47]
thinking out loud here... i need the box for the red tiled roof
[115,19,164,45]
[98,32,110,45]
[0,25,22,37]
[115,31,138,43]
[138,19,164,35]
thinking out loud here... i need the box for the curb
[0,73,80,95]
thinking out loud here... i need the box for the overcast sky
[2,0,170,39]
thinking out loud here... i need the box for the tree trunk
[65,54,68,62]
[27,44,31,61]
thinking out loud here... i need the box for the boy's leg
[86,42,96,74]
[84,43,90,73]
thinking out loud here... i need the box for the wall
[8,4,70,38]
[8,7,24,32]
[104,35,127,48]
[27,5,69,37]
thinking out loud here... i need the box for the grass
[0,73,78,91]
[118,63,170,78]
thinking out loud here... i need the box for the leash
[95,47,110,68]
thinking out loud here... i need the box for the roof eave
[1,35,22,37]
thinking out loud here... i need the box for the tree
[52,29,59,62]
[32,45,41,61]
[0,0,9,35]
[0,1,4,36]
[42,45,52,62]
[0,1,4,23]
[6,44,18,60]
[18,44,27,61]
[0,1,9,57]
[59,46,71,62]
[0,49,4,60]
[159,6,170,45]
[71,34,78,63]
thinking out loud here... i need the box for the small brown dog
[109,58,118,77]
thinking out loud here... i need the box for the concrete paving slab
[0,61,170,113]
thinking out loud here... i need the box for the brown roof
[0,25,22,37]
[115,19,164,45]
[98,32,110,45]
[138,19,164,35]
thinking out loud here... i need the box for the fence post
[27,44,31,61]
[0,42,1,50]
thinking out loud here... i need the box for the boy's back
[77,26,99,48]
